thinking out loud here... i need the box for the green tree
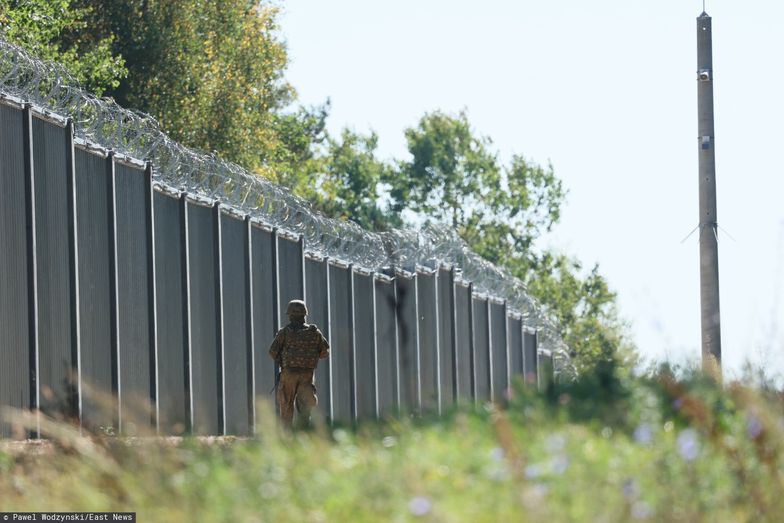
[389,111,564,254]
[387,110,629,371]
[265,103,330,192]
[389,110,495,228]
[527,252,631,370]
[0,0,126,94]
[75,0,325,180]
[312,128,396,231]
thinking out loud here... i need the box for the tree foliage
[312,128,396,231]
[74,0,326,181]
[389,111,496,228]
[387,112,565,270]
[0,0,126,94]
[387,111,629,371]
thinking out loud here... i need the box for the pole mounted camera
[696,10,722,374]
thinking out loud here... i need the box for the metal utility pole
[696,10,722,374]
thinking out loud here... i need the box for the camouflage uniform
[269,301,329,428]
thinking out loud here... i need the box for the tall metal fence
[0,40,569,438]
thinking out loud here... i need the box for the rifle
[271,356,282,394]
[270,328,286,394]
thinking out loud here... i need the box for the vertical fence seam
[449,269,458,405]
[182,198,194,433]
[486,299,493,402]
[349,265,357,424]
[413,273,421,412]
[65,119,82,429]
[22,105,39,438]
[503,301,510,400]
[433,269,442,415]
[214,204,226,435]
[145,163,159,433]
[107,152,121,432]
[467,283,476,404]
[393,277,401,414]
[535,331,542,391]
[371,275,380,419]
[300,236,306,303]
[245,217,256,434]
[271,228,280,417]
[325,260,333,424]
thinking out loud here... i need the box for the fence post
[325,259,333,423]
[213,202,226,435]
[181,195,194,433]
[349,265,357,424]
[22,105,40,438]
[467,283,475,403]
[246,216,256,434]
[66,119,81,425]
[486,298,493,402]
[434,268,442,415]
[393,273,402,414]
[145,163,159,432]
[449,268,458,406]
[371,272,380,418]
[503,300,510,401]
[107,151,121,432]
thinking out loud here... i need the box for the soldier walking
[269,300,330,429]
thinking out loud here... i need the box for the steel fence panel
[305,257,330,420]
[454,283,473,402]
[153,190,189,434]
[0,106,560,438]
[374,277,398,417]
[250,225,278,418]
[220,213,253,435]
[416,271,439,412]
[508,316,524,382]
[395,274,419,414]
[472,296,491,402]
[277,235,304,325]
[0,41,566,370]
[114,161,155,432]
[31,116,77,420]
[74,147,117,430]
[539,349,554,391]
[0,103,32,438]
[0,42,577,434]
[328,263,353,424]
[186,201,222,435]
[524,331,538,386]
[490,302,508,402]
[437,268,455,407]
[352,272,377,420]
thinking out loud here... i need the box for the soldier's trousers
[277,368,317,428]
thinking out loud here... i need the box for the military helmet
[286,299,308,316]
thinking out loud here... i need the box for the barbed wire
[0,38,573,378]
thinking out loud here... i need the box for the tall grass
[2,362,784,522]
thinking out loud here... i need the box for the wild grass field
[2,363,784,522]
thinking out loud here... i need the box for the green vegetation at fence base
[3,366,784,522]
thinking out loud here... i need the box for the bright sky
[280,0,784,378]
